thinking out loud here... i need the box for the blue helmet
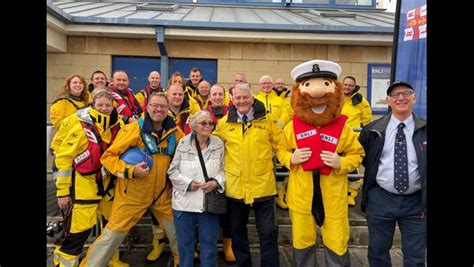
[120,147,153,168]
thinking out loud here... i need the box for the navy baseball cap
[386,81,414,95]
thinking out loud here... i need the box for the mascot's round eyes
[304,82,310,87]
[324,81,330,86]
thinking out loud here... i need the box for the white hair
[190,110,212,131]
[259,75,273,83]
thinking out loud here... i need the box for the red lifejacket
[207,103,229,125]
[293,115,348,175]
[73,122,121,176]
[139,85,164,108]
[110,88,142,117]
[176,112,191,135]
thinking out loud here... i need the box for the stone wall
[47,36,392,120]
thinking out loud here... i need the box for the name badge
[296,129,317,140]
[320,133,338,145]
[74,150,90,164]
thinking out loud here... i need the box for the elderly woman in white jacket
[168,110,225,267]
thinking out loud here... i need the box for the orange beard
[290,79,344,127]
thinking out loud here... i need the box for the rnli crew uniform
[135,84,164,107]
[80,112,184,267]
[50,94,90,129]
[213,99,283,267]
[53,107,122,267]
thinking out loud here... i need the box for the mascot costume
[277,59,364,266]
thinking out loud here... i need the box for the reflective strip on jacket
[276,120,365,218]
[213,99,282,204]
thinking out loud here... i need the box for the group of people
[49,59,426,267]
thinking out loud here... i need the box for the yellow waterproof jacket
[50,114,76,154]
[255,90,291,126]
[193,95,210,110]
[213,100,282,204]
[54,107,122,200]
[274,88,294,120]
[341,92,372,129]
[135,85,164,106]
[50,96,90,129]
[276,120,364,218]
[224,90,232,106]
[101,113,184,216]
[188,95,201,114]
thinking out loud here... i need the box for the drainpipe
[155,27,168,89]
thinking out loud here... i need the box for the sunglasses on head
[199,121,215,127]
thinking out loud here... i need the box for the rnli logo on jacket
[74,150,90,164]
[296,129,316,140]
[320,134,338,145]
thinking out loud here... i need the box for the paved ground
[46,177,406,266]
[46,245,404,266]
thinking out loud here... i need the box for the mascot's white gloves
[291,147,312,164]
[320,150,341,169]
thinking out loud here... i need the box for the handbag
[195,134,227,214]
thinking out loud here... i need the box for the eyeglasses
[148,103,168,109]
[198,121,215,127]
[389,90,414,98]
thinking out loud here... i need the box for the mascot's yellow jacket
[277,121,364,217]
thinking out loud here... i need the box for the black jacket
[359,113,426,214]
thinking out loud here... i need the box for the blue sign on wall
[393,0,427,118]
[367,64,391,115]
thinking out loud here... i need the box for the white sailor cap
[291,59,342,82]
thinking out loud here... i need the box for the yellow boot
[107,250,129,267]
[146,232,166,262]
[348,179,362,207]
[53,246,80,266]
[222,237,236,262]
[275,181,288,210]
[53,245,61,266]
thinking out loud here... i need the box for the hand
[320,150,341,169]
[290,147,312,164]
[200,180,218,193]
[133,161,150,178]
[190,180,205,191]
[57,196,72,210]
